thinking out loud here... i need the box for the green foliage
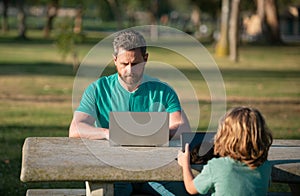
[191,0,221,16]
[97,0,114,21]
[54,17,83,60]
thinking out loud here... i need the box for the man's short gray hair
[113,30,147,56]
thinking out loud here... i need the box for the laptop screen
[109,112,169,147]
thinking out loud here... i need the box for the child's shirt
[193,157,271,196]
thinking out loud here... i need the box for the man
[69,30,191,195]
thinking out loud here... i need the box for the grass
[0,30,299,195]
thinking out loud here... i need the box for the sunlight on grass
[0,41,299,138]
[0,33,299,195]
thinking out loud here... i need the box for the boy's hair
[113,30,147,57]
[214,106,273,168]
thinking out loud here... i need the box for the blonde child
[177,106,273,196]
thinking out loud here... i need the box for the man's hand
[103,128,109,140]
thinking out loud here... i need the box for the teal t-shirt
[194,157,271,196]
[76,73,181,128]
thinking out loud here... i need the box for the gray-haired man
[69,29,191,195]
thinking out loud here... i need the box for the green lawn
[0,30,299,195]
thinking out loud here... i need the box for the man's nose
[126,64,132,73]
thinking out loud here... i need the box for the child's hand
[177,143,198,195]
[177,143,190,168]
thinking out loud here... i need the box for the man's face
[114,48,148,88]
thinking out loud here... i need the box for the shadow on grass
[0,36,55,45]
[145,66,300,81]
[181,68,300,80]
[0,62,117,77]
[0,125,77,196]
[0,125,70,146]
[0,51,299,78]
[0,33,105,45]
[0,62,74,76]
[219,69,300,79]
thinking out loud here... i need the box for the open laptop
[109,112,169,147]
[180,132,216,164]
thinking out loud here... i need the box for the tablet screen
[180,132,216,164]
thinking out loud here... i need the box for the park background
[0,0,299,195]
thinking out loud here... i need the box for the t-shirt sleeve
[76,83,98,119]
[193,162,214,194]
[165,86,181,113]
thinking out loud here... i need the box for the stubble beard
[119,73,142,89]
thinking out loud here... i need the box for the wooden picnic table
[20,137,300,196]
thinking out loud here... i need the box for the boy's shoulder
[207,157,246,169]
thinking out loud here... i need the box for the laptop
[109,112,169,147]
[180,132,216,164]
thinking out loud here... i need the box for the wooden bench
[20,137,300,196]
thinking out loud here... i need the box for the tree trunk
[191,4,201,38]
[215,0,230,57]
[255,0,281,44]
[149,0,158,41]
[1,0,9,33]
[106,0,123,30]
[256,0,265,19]
[265,0,282,43]
[256,0,265,36]
[229,0,240,62]
[73,7,83,34]
[17,0,26,39]
[44,0,59,38]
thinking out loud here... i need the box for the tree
[16,0,27,39]
[189,0,221,37]
[229,0,240,62]
[190,3,201,37]
[1,0,9,33]
[73,5,83,34]
[105,0,123,29]
[55,17,81,72]
[44,0,59,38]
[255,0,282,43]
[215,0,230,57]
[264,0,282,43]
[216,0,283,60]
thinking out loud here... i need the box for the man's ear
[112,54,117,65]
[144,53,149,62]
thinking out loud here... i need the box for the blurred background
[0,0,299,195]
[1,0,300,45]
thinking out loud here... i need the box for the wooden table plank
[20,137,300,184]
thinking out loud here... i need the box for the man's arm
[169,110,191,139]
[69,111,109,140]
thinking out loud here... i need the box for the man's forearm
[69,120,109,140]
[169,110,191,139]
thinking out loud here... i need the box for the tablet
[180,132,216,164]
